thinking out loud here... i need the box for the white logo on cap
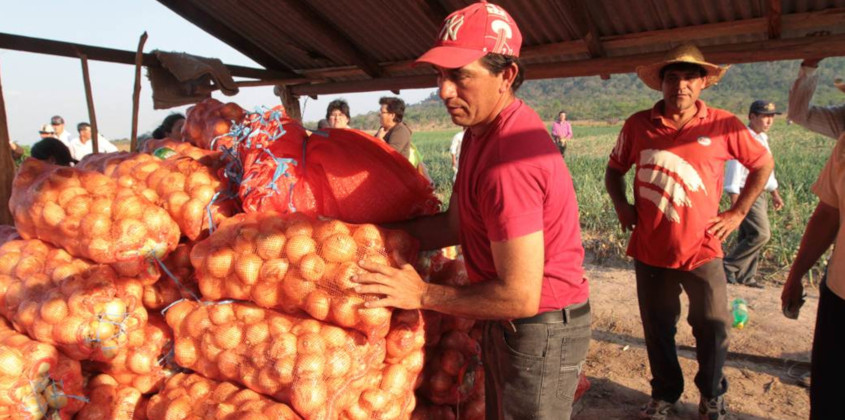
[490,19,512,54]
[440,14,465,41]
[486,4,508,18]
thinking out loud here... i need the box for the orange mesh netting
[0,239,149,361]
[75,374,147,420]
[0,320,85,420]
[146,373,301,420]
[190,211,418,339]
[164,300,385,420]
[183,98,246,151]
[10,159,180,279]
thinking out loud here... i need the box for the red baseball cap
[416,1,522,69]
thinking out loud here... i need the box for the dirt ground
[572,262,816,420]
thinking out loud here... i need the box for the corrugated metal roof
[157,0,845,95]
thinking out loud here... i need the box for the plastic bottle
[731,298,748,329]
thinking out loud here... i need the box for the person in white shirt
[69,122,118,161]
[787,58,845,140]
[50,115,73,148]
[723,100,784,288]
[449,128,465,182]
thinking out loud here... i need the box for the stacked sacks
[146,373,301,420]
[189,212,417,339]
[75,374,147,420]
[0,239,149,361]
[182,98,246,151]
[164,300,383,419]
[0,320,85,419]
[10,159,180,279]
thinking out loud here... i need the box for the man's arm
[781,201,839,313]
[605,165,636,232]
[788,59,845,139]
[386,126,411,158]
[354,230,544,319]
[708,159,774,240]
[385,192,460,251]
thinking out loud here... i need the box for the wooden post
[130,32,148,152]
[79,54,99,154]
[0,61,15,225]
[274,85,302,121]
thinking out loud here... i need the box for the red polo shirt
[454,99,588,313]
[609,100,772,270]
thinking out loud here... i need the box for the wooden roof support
[767,0,782,39]
[156,0,296,74]
[565,0,606,59]
[79,55,99,154]
[275,85,301,122]
[291,33,845,96]
[273,1,384,79]
[130,32,148,152]
[0,32,296,81]
[0,61,14,225]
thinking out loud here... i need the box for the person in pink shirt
[354,2,589,418]
[551,110,573,156]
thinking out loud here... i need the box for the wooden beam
[565,0,606,58]
[601,18,767,51]
[781,7,845,32]
[291,33,845,95]
[155,0,296,74]
[0,32,295,80]
[275,85,302,122]
[271,1,384,79]
[0,61,14,225]
[415,0,451,27]
[766,0,782,39]
[130,32,148,152]
[79,55,99,154]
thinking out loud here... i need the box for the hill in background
[350,57,845,130]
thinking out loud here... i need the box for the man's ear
[500,62,518,92]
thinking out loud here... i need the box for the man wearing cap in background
[722,100,784,288]
[354,2,590,418]
[38,123,56,139]
[788,58,845,140]
[781,81,845,420]
[50,115,72,147]
[605,44,773,420]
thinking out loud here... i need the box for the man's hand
[772,191,785,211]
[707,209,745,241]
[614,202,637,232]
[353,252,428,310]
[781,274,805,319]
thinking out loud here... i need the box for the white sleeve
[723,160,742,195]
[102,140,119,153]
[788,65,845,139]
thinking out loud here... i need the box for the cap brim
[636,60,728,91]
[415,46,487,69]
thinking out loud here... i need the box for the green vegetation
[415,121,833,282]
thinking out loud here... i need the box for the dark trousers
[724,194,771,284]
[482,302,591,420]
[635,259,730,402]
[810,280,845,419]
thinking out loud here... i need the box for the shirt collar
[650,100,709,122]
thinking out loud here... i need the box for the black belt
[511,300,590,325]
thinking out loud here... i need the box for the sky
[1,1,436,145]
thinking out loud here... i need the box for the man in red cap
[355,2,590,418]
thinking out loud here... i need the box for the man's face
[169,119,185,139]
[79,127,91,141]
[328,110,349,129]
[559,112,567,121]
[52,122,64,134]
[749,113,774,134]
[435,58,509,128]
[661,68,707,113]
[378,105,394,128]
[39,132,51,139]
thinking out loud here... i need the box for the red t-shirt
[454,99,588,314]
[608,100,772,270]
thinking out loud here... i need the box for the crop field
[414,121,834,284]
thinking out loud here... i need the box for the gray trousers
[482,302,591,420]
[635,259,730,402]
[723,194,770,284]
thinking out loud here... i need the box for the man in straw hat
[781,81,845,420]
[788,57,845,139]
[355,2,590,418]
[605,43,773,420]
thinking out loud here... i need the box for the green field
[414,121,833,283]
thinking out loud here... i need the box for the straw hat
[636,44,729,91]
[835,78,845,93]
